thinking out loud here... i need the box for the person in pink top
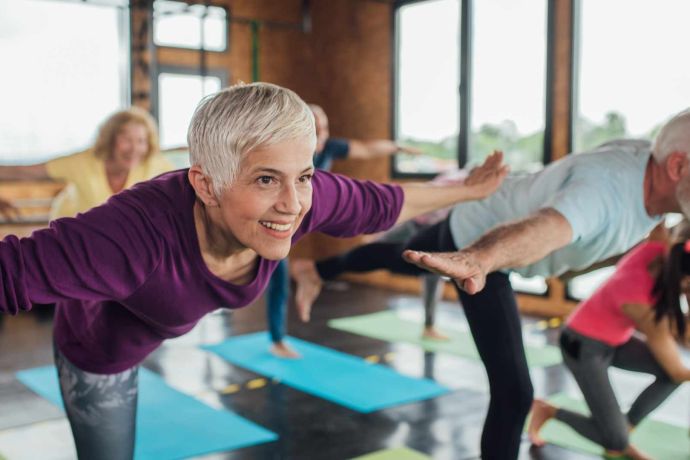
[528,226,690,460]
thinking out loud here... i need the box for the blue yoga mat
[202,332,449,413]
[16,366,277,460]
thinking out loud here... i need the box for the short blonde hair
[652,108,690,162]
[93,107,159,161]
[187,82,316,195]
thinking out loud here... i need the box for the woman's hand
[462,151,510,200]
[0,197,20,221]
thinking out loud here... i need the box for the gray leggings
[556,328,679,451]
[54,345,139,460]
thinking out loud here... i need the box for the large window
[395,0,460,175]
[568,0,690,300]
[470,0,546,172]
[573,0,690,153]
[154,0,228,52]
[0,0,129,164]
[157,68,225,151]
[395,0,549,295]
[394,0,548,176]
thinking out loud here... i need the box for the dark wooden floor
[0,282,687,460]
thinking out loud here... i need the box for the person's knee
[601,428,629,452]
[514,381,534,417]
[492,379,534,418]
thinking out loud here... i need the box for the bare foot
[617,444,653,460]
[528,399,557,447]
[421,326,450,341]
[289,259,323,322]
[270,341,301,359]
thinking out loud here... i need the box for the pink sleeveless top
[567,241,664,346]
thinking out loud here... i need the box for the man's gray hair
[652,108,690,162]
[188,82,316,195]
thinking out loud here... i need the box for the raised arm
[0,163,50,181]
[395,151,508,225]
[0,199,161,314]
[623,303,690,382]
[346,139,422,160]
[404,207,573,294]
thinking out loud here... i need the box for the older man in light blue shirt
[402,109,690,460]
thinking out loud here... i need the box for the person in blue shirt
[291,108,690,459]
[266,104,421,358]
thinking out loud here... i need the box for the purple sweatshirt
[0,170,403,374]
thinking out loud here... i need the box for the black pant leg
[458,273,533,460]
[316,220,448,279]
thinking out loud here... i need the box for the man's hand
[403,249,488,294]
[462,151,509,200]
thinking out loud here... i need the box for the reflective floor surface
[0,282,688,459]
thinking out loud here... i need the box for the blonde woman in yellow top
[0,107,174,219]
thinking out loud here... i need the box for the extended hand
[396,144,423,156]
[464,150,509,199]
[402,249,488,294]
[0,197,20,221]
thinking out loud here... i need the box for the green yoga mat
[351,447,431,460]
[329,310,562,368]
[533,393,689,459]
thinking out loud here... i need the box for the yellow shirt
[45,149,175,219]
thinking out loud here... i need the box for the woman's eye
[258,176,275,185]
[299,174,313,183]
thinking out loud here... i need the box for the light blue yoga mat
[16,366,277,460]
[202,332,449,413]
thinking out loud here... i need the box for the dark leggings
[54,344,139,460]
[556,328,679,451]
[319,219,532,459]
[316,220,445,279]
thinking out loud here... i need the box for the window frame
[154,65,229,148]
[152,0,230,53]
[391,0,556,179]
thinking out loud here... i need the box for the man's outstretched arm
[403,208,573,294]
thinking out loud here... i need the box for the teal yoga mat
[329,310,562,368]
[202,332,449,413]
[16,366,277,459]
[532,393,689,459]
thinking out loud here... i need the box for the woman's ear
[188,166,220,207]
[666,151,690,182]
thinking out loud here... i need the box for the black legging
[317,218,532,460]
[316,220,445,279]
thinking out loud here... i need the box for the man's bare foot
[270,341,301,359]
[421,326,450,341]
[528,399,557,447]
[289,259,323,322]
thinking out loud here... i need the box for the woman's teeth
[261,221,291,232]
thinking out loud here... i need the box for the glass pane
[509,272,548,296]
[574,0,690,152]
[395,0,460,174]
[158,73,222,149]
[154,0,227,51]
[0,0,128,164]
[470,0,547,172]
